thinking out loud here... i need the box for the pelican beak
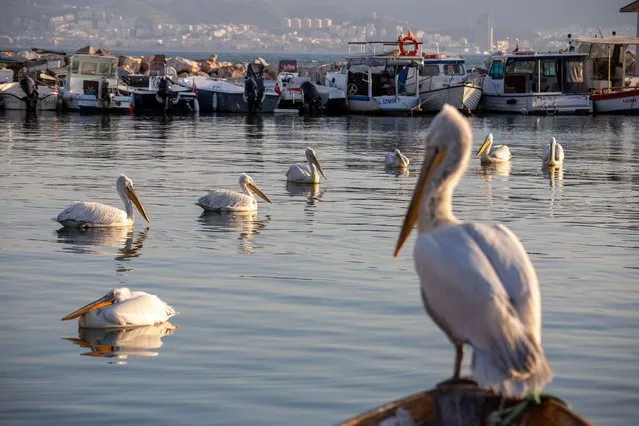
[61,295,115,321]
[311,153,327,180]
[476,135,491,157]
[125,186,151,224]
[247,181,272,203]
[394,147,447,258]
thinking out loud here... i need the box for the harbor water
[0,110,637,425]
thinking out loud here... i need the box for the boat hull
[0,82,58,111]
[481,93,592,115]
[347,95,421,114]
[419,84,483,113]
[339,383,592,426]
[591,89,639,114]
[128,90,198,115]
[197,88,279,113]
[61,91,131,113]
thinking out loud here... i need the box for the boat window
[506,60,535,75]
[444,64,465,75]
[542,60,556,77]
[420,64,440,76]
[488,61,504,79]
[590,44,612,59]
[71,60,79,74]
[112,63,118,76]
[98,62,111,76]
[80,62,97,75]
[278,60,298,73]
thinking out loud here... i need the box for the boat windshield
[278,60,298,73]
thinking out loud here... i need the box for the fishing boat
[341,35,424,115]
[120,55,199,114]
[339,383,592,426]
[58,53,131,113]
[570,34,639,114]
[0,68,58,110]
[417,53,483,113]
[481,49,592,115]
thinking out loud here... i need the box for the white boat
[0,70,58,110]
[417,54,483,113]
[570,35,639,115]
[59,53,131,113]
[481,50,592,115]
[341,37,424,114]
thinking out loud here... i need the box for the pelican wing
[413,222,550,394]
[82,294,176,328]
[554,143,564,163]
[490,145,512,161]
[385,153,397,167]
[541,144,551,162]
[286,163,315,183]
[57,201,129,227]
[197,189,255,211]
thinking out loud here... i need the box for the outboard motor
[299,81,323,117]
[157,77,172,111]
[19,72,38,110]
[99,78,111,106]
[244,63,264,114]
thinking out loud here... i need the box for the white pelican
[476,133,511,164]
[61,287,176,328]
[542,137,564,168]
[56,174,150,228]
[394,105,552,397]
[196,173,271,212]
[286,147,327,184]
[385,148,410,169]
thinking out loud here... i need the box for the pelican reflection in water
[198,210,270,254]
[285,182,324,207]
[56,226,149,260]
[478,161,512,182]
[56,174,150,228]
[61,287,177,328]
[394,105,552,397]
[65,322,176,364]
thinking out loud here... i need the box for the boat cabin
[485,52,589,95]
[64,54,118,96]
[571,36,639,92]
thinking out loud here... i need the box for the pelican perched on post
[61,287,176,328]
[196,173,271,212]
[56,174,150,228]
[385,148,410,169]
[542,137,564,168]
[394,105,552,397]
[286,147,327,184]
[476,133,511,164]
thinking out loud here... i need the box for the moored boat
[571,35,639,114]
[481,49,592,115]
[0,68,57,111]
[339,383,592,426]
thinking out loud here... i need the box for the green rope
[486,392,568,426]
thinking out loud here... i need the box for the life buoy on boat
[399,35,419,56]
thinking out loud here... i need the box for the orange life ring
[399,36,418,56]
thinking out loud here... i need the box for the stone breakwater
[0,47,342,83]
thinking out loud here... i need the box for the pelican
[476,133,511,164]
[56,174,150,228]
[196,173,271,212]
[385,148,410,169]
[286,147,327,184]
[394,105,552,397]
[542,137,564,168]
[61,287,176,328]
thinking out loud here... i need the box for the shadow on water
[197,211,270,254]
[63,322,177,364]
[56,227,149,262]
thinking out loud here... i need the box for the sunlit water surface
[0,110,637,425]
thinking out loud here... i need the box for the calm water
[0,110,637,425]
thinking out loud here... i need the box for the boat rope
[485,392,568,426]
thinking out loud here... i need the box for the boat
[481,49,593,115]
[59,53,131,113]
[338,383,592,426]
[341,35,425,115]
[0,68,58,110]
[178,60,279,113]
[417,53,483,113]
[570,34,639,114]
[120,55,199,115]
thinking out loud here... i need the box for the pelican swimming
[56,174,150,228]
[394,105,552,397]
[286,147,327,184]
[542,137,564,168]
[476,133,511,164]
[196,173,271,212]
[385,148,410,169]
[61,287,176,328]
